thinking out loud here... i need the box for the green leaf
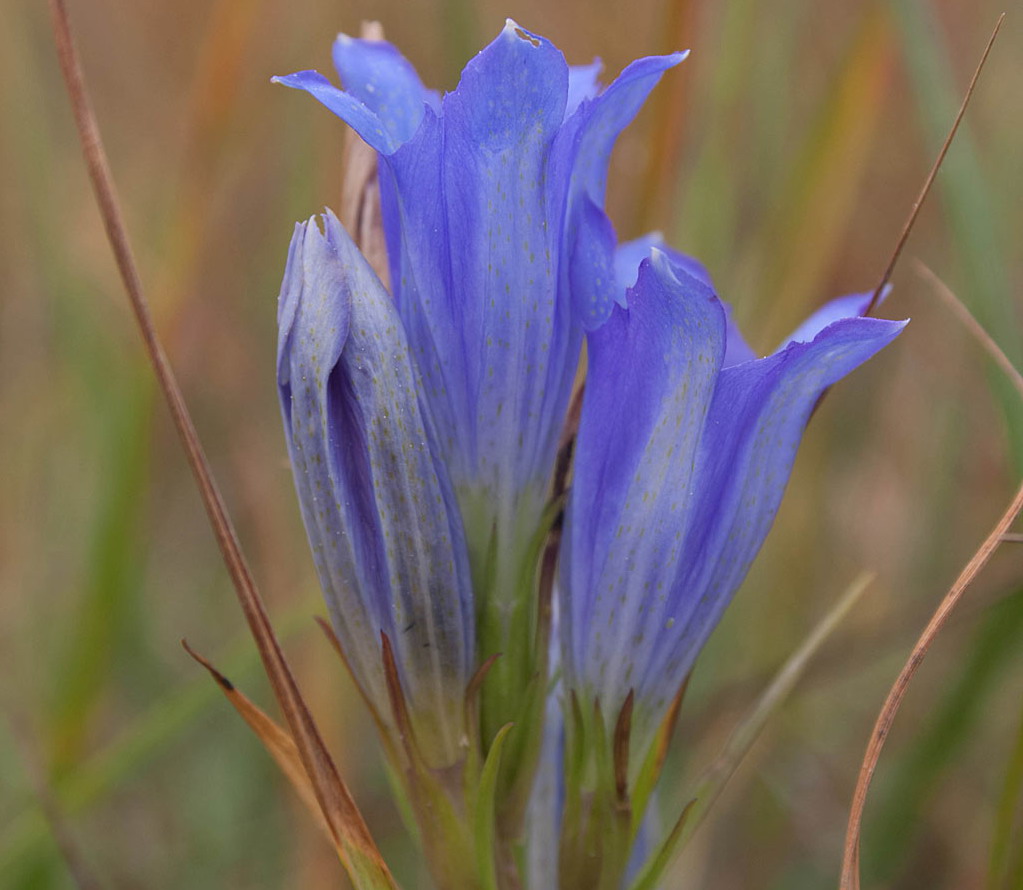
[625,799,696,890]
[474,722,514,890]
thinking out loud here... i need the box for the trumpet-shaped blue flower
[275,23,685,580]
[273,21,909,886]
[560,242,906,746]
[277,211,474,767]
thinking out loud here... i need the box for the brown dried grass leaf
[181,640,331,841]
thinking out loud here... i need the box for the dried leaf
[181,641,331,841]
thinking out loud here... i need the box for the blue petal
[636,314,906,719]
[272,70,397,154]
[382,22,575,521]
[562,246,906,738]
[570,199,620,329]
[615,234,757,365]
[331,34,438,146]
[557,53,687,329]
[447,21,568,150]
[561,252,726,706]
[614,233,712,293]
[781,284,891,347]
[565,52,688,205]
[566,59,603,117]
[277,211,474,766]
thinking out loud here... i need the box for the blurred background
[2,0,1022,887]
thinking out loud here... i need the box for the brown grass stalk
[864,13,1005,316]
[47,1,392,883]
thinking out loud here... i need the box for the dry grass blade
[48,2,394,884]
[864,13,1005,316]
[840,486,1023,890]
[181,640,332,842]
[915,261,1023,400]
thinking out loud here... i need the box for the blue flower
[273,21,908,885]
[560,241,906,747]
[277,211,474,768]
[274,22,685,591]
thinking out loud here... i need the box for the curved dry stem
[840,482,1023,889]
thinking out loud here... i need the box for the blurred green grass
[1,0,1021,887]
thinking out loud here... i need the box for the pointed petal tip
[272,70,332,93]
[501,18,545,47]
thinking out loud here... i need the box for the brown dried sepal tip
[613,690,635,803]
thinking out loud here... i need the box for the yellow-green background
[2,0,1022,886]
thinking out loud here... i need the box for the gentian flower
[277,211,474,769]
[274,24,686,663]
[274,21,906,888]
[560,239,906,752]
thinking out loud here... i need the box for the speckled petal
[561,252,726,708]
[331,34,438,145]
[562,243,906,740]
[277,212,474,766]
[615,234,757,366]
[635,313,906,716]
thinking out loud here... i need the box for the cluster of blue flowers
[275,21,904,887]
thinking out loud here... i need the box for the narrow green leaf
[474,722,514,890]
[625,799,697,890]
